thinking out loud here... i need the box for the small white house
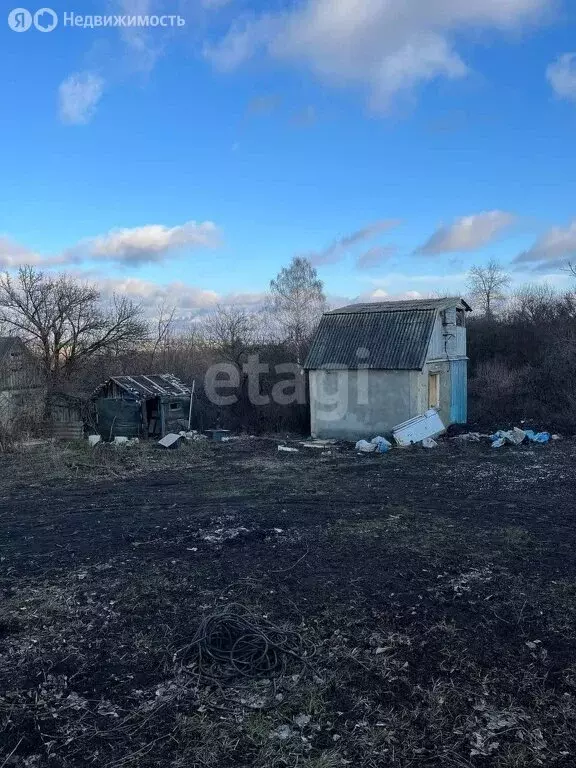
[304,297,471,441]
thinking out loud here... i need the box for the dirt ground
[2,436,576,767]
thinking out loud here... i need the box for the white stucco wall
[309,369,422,440]
[309,363,455,441]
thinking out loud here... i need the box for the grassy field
[1,436,576,767]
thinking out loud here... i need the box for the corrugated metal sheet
[304,309,436,370]
[94,373,192,399]
[329,297,471,315]
[96,399,142,438]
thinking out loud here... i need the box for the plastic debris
[490,427,551,447]
[88,434,101,447]
[355,440,377,453]
[552,434,562,441]
[113,436,129,446]
[524,430,550,444]
[490,428,526,447]
[371,436,392,453]
[422,437,438,449]
[278,445,299,453]
[158,433,183,448]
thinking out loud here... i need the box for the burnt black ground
[1,437,576,767]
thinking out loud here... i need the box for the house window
[428,373,440,409]
[456,308,465,327]
[169,402,180,411]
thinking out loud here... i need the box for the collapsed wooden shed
[93,374,193,440]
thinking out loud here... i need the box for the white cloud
[547,53,576,102]
[352,289,427,304]
[417,211,516,255]
[302,219,401,266]
[205,0,554,106]
[204,15,280,72]
[97,276,267,316]
[514,219,576,269]
[356,245,397,270]
[0,236,43,268]
[58,72,105,125]
[117,0,164,73]
[0,221,221,270]
[66,221,221,266]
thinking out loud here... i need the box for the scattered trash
[179,430,205,441]
[113,436,129,446]
[452,432,482,442]
[371,436,392,453]
[422,437,438,449]
[552,434,562,441]
[393,409,446,447]
[490,427,550,448]
[302,438,337,446]
[278,445,299,453]
[88,434,101,447]
[525,430,550,444]
[355,440,377,453]
[158,433,183,449]
[206,429,231,442]
[300,440,333,449]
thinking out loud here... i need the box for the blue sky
[2,0,576,314]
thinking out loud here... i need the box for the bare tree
[510,283,558,323]
[466,259,511,317]
[0,267,148,388]
[203,305,257,365]
[150,298,177,365]
[269,257,327,363]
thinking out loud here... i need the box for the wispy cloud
[417,211,515,255]
[547,53,576,102]
[302,219,401,266]
[514,219,576,270]
[58,72,105,125]
[204,0,554,108]
[356,245,397,270]
[57,0,189,123]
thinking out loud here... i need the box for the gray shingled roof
[304,297,470,371]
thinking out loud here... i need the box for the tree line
[466,260,576,430]
[1,257,575,434]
